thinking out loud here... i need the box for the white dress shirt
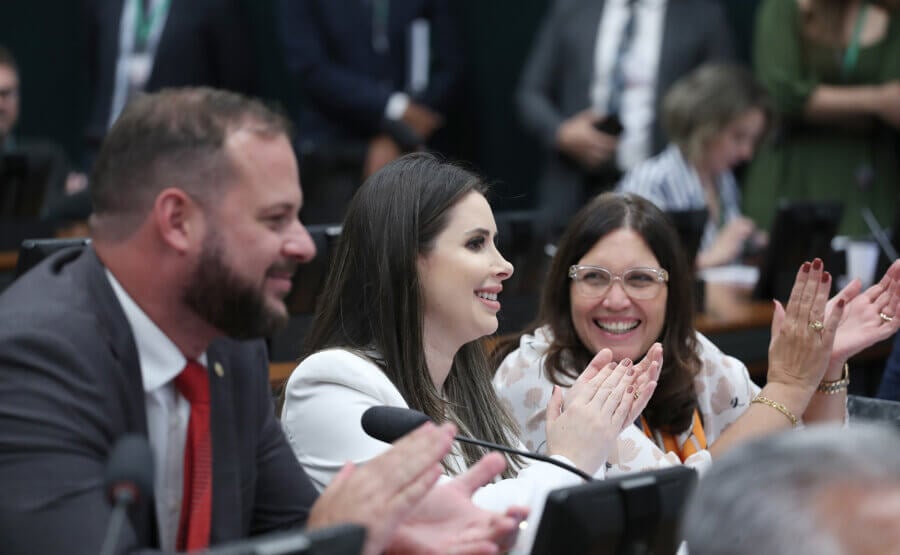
[591,0,667,171]
[106,270,206,552]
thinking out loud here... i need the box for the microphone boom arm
[456,436,593,482]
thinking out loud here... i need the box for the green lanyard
[134,0,172,49]
[372,0,390,53]
[841,1,869,79]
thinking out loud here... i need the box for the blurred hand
[876,80,900,128]
[389,453,528,554]
[555,109,618,169]
[544,347,658,475]
[402,102,444,139]
[827,259,900,365]
[363,134,402,178]
[697,217,756,269]
[64,172,88,195]
[308,422,452,555]
[767,259,844,395]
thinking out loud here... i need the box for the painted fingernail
[626,386,634,394]
[627,368,635,376]
[837,298,846,308]
[802,262,811,273]
[822,271,830,283]
[812,258,822,270]
[622,358,632,367]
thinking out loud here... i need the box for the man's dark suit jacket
[0,246,318,554]
[516,0,733,237]
[84,0,256,148]
[278,0,464,149]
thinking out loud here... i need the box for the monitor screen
[0,152,53,219]
[284,224,342,315]
[664,208,708,268]
[752,200,843,302]
[530,466,698,555]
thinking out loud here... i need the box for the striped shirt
[616,144,742,249]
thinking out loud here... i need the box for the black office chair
[267,223,342,362]
[15,237,91,279]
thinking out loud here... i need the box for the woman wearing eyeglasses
[493,192,900,475]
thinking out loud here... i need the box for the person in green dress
[744,0,900,236]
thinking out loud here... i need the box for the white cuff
[385,92,410,121]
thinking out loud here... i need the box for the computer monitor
[201,523,365,555]
[752,200,843,302]
[0,152,53,219]
[530,466,698,555]
[664,208,708,268]
[284,224,342,315]
[493,209,545,334]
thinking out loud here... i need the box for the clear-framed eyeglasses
[568,265,669,299]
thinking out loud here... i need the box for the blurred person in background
[516,0,733,241]
[617,63,771,269]
[743,0,900,236]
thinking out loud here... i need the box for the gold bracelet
[817,363,850,395]
[751,395,799,427]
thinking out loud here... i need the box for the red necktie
[175,360,212,551]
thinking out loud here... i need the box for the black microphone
[361,406,593,482]
[99,434,155,555]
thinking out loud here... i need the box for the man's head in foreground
[683,422,900,555]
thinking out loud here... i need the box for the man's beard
[183,232,293,339]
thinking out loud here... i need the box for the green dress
[744,0,900,236]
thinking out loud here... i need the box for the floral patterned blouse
[492,326,761,477]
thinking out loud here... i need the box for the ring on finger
[808,320,825,332]
[632,391,640,400]
[880,312,894,323]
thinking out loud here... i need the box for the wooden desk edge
[269,360,297,389]
[0,250,18,273]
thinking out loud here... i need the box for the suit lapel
[78,248,149,433]
[206,342,243,542]
[72,247,159,545]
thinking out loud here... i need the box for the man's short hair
[90,87,292,237]
[0,45,18,73]
[682,423,900,555]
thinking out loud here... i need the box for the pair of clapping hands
[767,258,900,404]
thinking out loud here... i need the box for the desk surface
[696,282,774,336]
[0,250,17,273]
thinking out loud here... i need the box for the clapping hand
[544,347,659,475]
[389,453,528,554]
[767,259,845,395]
[825,259,900,365]
[308,422,451,555]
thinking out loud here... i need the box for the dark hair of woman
[303,152,522,477]
[495,192,701,433]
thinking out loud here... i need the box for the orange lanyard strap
[641,409,707,462]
